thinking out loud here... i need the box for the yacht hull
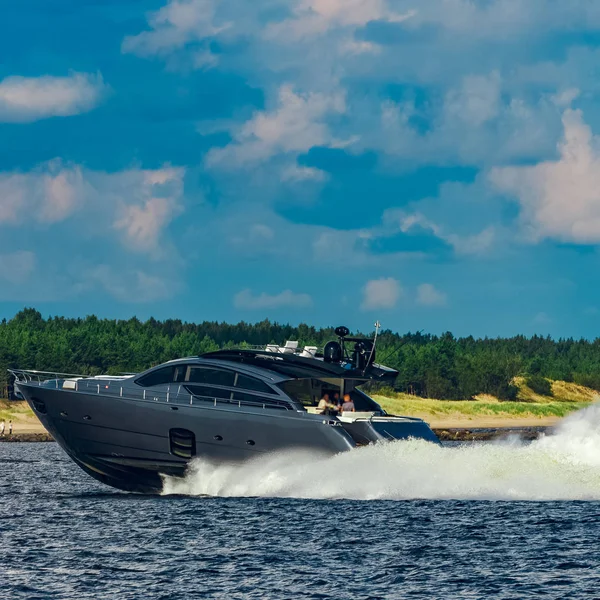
[19,383,357,493]
[19,381,440,494]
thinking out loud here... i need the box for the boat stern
[339,413,440,446]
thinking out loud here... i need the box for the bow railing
[9,369,292,412]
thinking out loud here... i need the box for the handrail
[10,368,88,381]
[234,344,324,357]
[11,368,293,412]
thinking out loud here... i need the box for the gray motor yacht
[12,326,439,493]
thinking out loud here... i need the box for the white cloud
[113,167,185,254]
[233,288,313,310]
[41,165,85,223]
[122,0,227,58]
[0,73,107,123]
[444,71,502,127]
[85,265,177,303]
[552,88,580,108]
[0,160,84,225]
[445,227,496,256]
[405,0,600,37]
[249,224,275,241]
[0,161,185,255]
[206,85,346,168]
[193,49,219,70]
[268,0,415,40]
[371,77,563,168]
[514,47,600,94]
[311,228,397,267]
[361,277,401,310]
[197,201,426,268]
[226,222,277,249]
[114,198,177,253]
[394,211,496,256]
[416,283,447,307]
[340,39,381,55]
[490,108,600,244]
[0,251,36,284]
[281,164,328,183]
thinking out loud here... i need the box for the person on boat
[332,392,342,411]
[0,420,4,436]
[341,394,355,413]
[317,393,338,416]
[8,420,12,435]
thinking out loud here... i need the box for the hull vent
[31,397,47,414]
[169,428,197,459]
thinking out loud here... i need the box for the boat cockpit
[277,377,384,415]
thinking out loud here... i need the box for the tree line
[2,308,600,400]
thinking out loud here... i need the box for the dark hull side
[19,384,356,493]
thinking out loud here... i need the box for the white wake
[161,404,600,501]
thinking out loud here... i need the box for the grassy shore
[2,378,597,433]
[375,378,597,428]
[0,400,46,433]
[375,395,590,428]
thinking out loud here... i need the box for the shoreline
[0,400,569,443]
[0,426,552,444]
[0,432,54,442]
[433,426,551,441]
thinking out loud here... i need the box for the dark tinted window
[173,365,187,382]
[188,367,234,387]
[278,379,314,406]
[233,391,266,403]
[186,384,232,399]
[136,367,175,387]
[351,390,383,412]
[232,392,289,410]
[236,374,273,394]
[233,392,290,410]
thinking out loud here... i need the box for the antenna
[378,329,425,366]
[364,320,381,373]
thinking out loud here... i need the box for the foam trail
[162,404,600,501]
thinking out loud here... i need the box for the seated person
[332,392,342,410]
[341,393,355,413]
[317,393,338,415]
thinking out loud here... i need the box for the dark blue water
[1,443,600,599]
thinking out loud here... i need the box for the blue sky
[3,0,600,337]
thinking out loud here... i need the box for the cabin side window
[185,384,232,399]
[136,365,187,387]
[184,384,290,409]
[186,367,275,395]
[186,367,235,387]
[232,391,288,409]
[235,373,274,394]
[136,367,173,387]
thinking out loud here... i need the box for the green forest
[2,308,600,400]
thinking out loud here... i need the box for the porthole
[170,406,179,411]
[60,411,68,417]
[213,435,223,441]
[246,440,256,446]
[83,415,91,421]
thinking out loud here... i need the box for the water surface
[2,405,600,599]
